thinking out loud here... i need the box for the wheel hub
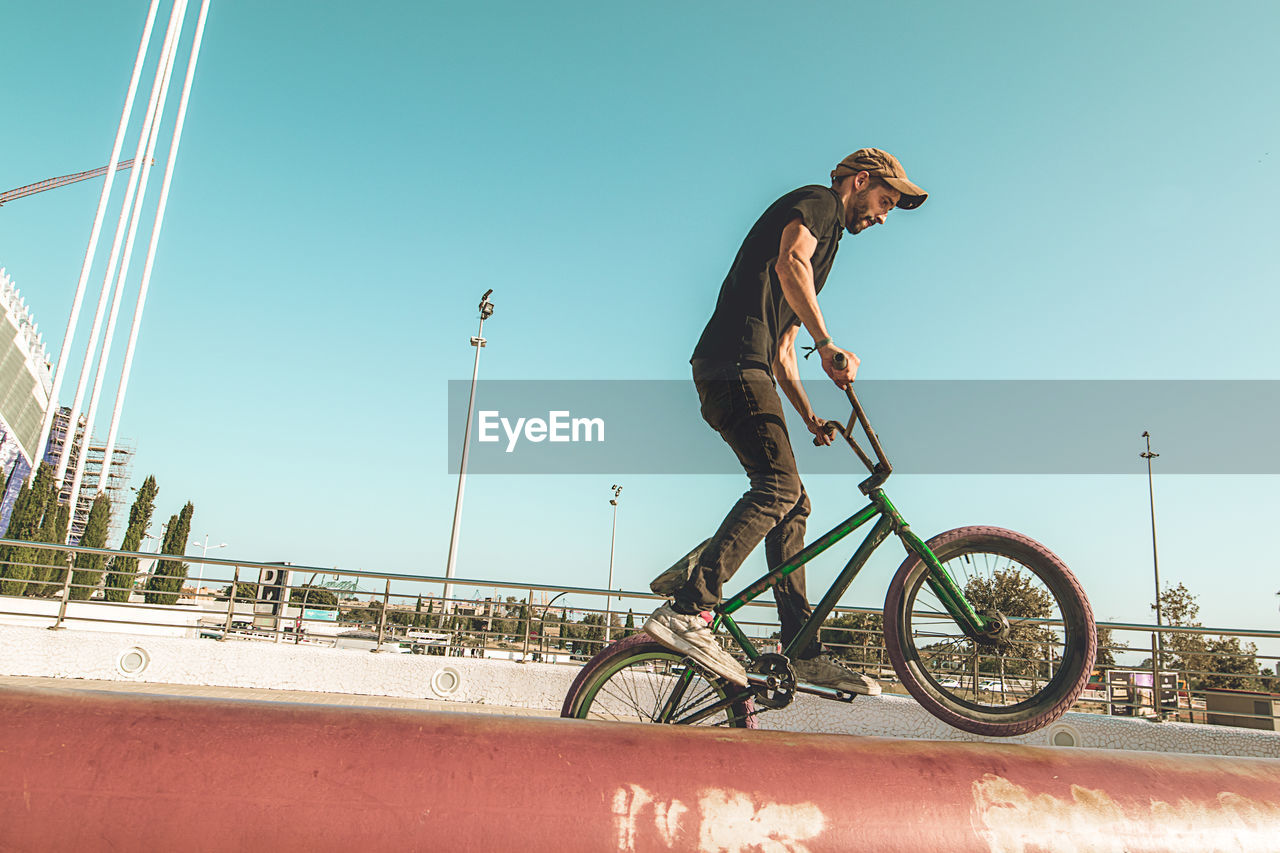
[976,609,1012,646]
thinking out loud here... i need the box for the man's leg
[674,366,804,616]
[657,363,881,695]
[765,485,818,656]
[768,479,880,694]
[643,365,799,687]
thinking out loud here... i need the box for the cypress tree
[21,469,64,597]
[104,475,158,602]
[515,600,529,641]
[30,501,71,598]
[0,463,55,595]
[143,501,194,604]
[69,493,113,600]
[23,500,55,592]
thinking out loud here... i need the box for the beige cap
[831,148,928,209]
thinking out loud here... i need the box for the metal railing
[1,537,1276,730]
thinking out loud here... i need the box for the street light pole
[445,289,495,607]
[1141,431,1164,717]
[189,533,227,601]
[605,484,622,644]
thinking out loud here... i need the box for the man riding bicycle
[644,148,928,691]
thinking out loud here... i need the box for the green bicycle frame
[711,488,997,664]
[650,377,1000,723]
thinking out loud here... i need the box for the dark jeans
[675,360,816,654]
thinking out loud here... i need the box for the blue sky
[1,2,1277,638]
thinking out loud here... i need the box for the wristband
[801,337,835,360]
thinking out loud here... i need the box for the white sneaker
[643,603,748,687]
[793,654,882,696]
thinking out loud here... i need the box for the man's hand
[806,412,836,446]
[820,345,859,389]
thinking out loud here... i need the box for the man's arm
[774,324,835,445]
[774,218,860,388]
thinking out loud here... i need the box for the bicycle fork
[878,492,999,642]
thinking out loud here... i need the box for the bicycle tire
[883,526,1095,737]
[561,633,757,729]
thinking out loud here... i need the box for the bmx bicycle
[561,356,1096,736]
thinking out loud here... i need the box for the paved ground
[0,675,560,717]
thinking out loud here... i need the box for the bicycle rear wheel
[883,526,1095,737]
[561,633,756,728]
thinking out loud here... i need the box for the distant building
[0,267,135,543]
[0,267,53,530]
[42,406,134,544]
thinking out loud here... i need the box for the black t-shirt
[692,185,845,369]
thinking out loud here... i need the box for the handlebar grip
[832,352,847,370]
[812,420,839,446]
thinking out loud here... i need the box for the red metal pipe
[3,685,1279,852]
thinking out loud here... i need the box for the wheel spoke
[887,530,1093,732]
[572,647,747,727]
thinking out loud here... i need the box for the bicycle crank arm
[742,672,860,705]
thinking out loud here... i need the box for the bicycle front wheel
[560,633,756,728]
[883,526,1095,737]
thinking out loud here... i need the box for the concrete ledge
[0,624,576,709]
[3,624,1277,758]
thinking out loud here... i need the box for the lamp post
[605,484,622,644]
[188,533,227,601]
[1141,431,1164,718]
[444,289,494,608]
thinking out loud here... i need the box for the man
[644,148,928,691]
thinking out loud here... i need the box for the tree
[104,475,157,602]
[0,463,56,596]
[568,612,607,656]
[68,493,113,600]
[962,569,1058,679]
[1201,635,1271,691]
[216,581,260,601]
[15,466,69,596]
[491,596,520,638]
[820,611,886,671]
[28,484,69,599]
[1153,582,1271,692]
[143,502,194,604]
[290,584,338,610]
[512,600,530,643]
[1152,582,1211,680]
[342,599,383,625]
[1094,625,1128,670]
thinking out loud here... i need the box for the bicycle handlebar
[812,351,894,495]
